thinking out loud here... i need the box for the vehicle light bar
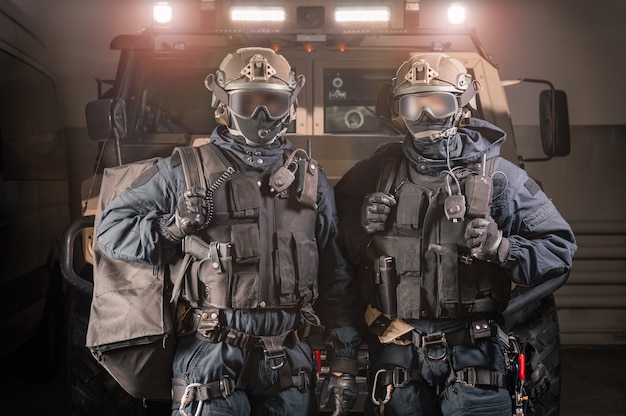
[334,7,391,23]
[153,2,173,25]
[230,6,286,22]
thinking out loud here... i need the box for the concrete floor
[559,346,626,415]
[1,345,625,415]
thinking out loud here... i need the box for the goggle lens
[398,92,458,121]
[229,90,291,120]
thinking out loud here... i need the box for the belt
[456,367,507,389]
[172,376,236,406]
[400,319,510,349]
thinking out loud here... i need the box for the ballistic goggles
[228,89,291,120]
[397,92,459,121]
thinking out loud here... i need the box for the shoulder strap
[375,142,403,194]
[172,143,232,190]
[172,146,207,190]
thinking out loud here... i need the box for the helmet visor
[229,90,291,120]
[398,92,458,121]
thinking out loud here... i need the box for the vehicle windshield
[134,59,401,136]
[137,65,218,135]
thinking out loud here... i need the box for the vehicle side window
[137,66,218,135]
[323,68,399,135]
[0,50,66,181]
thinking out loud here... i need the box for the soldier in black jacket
[98,47,362,416]
[334,53,576,416]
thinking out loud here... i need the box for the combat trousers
[365,319,511,416]
[171,310,317,416]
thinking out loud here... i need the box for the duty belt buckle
[297,370,310,392]
[220,376,234,398]
[457,367,476,388]
[264,348,286,370]
[392,367,410,388]
[422,331,448,361]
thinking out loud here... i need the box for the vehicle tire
[24,261,66,379]
[504,292,561,416]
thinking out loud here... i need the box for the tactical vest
[178,144,320,311]
[361,144,510,320]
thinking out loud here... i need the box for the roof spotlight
[447,3,466,26]
[153,2,173,25]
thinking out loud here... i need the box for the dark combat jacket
[97,126,362,362]
[334,118,577,320]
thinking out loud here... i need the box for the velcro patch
[524,178,541,196]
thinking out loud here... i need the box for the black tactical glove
[319,373,358,416]
[361,192,397,233]
[465,217,509,263]
[166,187,208,240]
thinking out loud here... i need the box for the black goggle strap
[205,73,229,106]
[458,80,482,108]
[289,74,305,109]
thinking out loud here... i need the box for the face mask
[410,133,462,160]
[230,108,285,145]
[404,117,450,142]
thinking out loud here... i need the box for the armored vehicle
[61,1,570,414]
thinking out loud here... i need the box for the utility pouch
[376,256,398,319]
[229,176,261,218]
[231,223,261,263]
[296,158,319,208]
[395,183,427,229]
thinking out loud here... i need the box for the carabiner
[179,383,204,416]
[371,369,393,406]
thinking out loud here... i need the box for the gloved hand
[166,187,208,240]
[361,192,397,233]
[319,373,358,416]
[464,217,509,263]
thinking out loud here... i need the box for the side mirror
[539,89,570,157]
[85,98,127,141]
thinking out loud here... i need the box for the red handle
[518,353,526,381]
[314,349,322,374]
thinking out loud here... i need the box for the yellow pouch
[364,305,414,345]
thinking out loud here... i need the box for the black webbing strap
[172,146,207,190]
[375,366,422,388]
[171,143,233,191]
[172,376,236,406]
[194,321,301,350]
[402,319,503,348]
[455,367,507,389]
[375,143,403,195]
